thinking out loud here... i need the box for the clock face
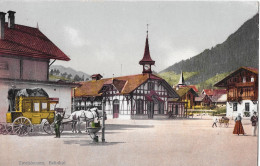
[144,64,150,70]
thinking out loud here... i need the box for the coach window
[41,102,47,111]
[34,103,40,112]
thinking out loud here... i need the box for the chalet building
[195,89,227,108]
[173,72,198,109]
[74,31,186,119]
[215,67,258,117]
[0,11,77,121]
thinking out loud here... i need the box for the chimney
[0,12,6,40]
[7,10,16,29]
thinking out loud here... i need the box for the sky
[0,1,258,78]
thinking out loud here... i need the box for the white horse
[68,107,103,133]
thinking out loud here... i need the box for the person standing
[251,112,258,136]
[212,116,218,128]
[54,110,62,138]
[233,113,245,135]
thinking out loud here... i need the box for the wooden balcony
[235,82,255,87]
[227,96,258,102]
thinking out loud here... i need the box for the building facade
[0,11,76,122]
[215,67,258,117]
[74,31,186,119]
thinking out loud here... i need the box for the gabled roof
[188,85,198,92]
[75,73,176,97]
[202,89,214,96]
[215,66,258,87]
[175,87,198,98]
[0,23,70,61]
[213,89,226,96]
[211,94,227,103]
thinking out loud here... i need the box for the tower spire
[139,25,155,74]
[178,71,186,86]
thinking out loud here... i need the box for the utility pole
[101,92,106,143]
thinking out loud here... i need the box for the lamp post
[101,87,107,143]
[102,98,106,143]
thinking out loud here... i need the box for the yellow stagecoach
[4,88,60,136]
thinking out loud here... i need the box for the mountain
[160,13,259,86]
[49,65,91,81]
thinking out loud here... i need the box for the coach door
[113,99,119,118]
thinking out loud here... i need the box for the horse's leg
[77,121,82,133]
[71,121,76,133]
[85,121,90,134]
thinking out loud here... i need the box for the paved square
[0,117,258,166]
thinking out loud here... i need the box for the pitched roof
[75,73,165,97]
[175,86,198,98]
[215,66,258,87]
[211,94,227,103]
[188,85,198,92]
[213,89,226,96]
[0,23,70,61]
[202,89,214,96]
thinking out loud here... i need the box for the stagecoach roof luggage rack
[8,88,49,99]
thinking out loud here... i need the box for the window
[34,103,40,112]
[251,76,254,82]
[136,99,144,114]
[148,82,154,90]
[159,102,164,114]
[245,103,250,112]
[42,102,47,110]
[233,103,237,111]
[243,77,246,83]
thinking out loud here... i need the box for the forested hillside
[160,13,259,86]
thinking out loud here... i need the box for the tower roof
[139,31,155,65]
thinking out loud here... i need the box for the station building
[74,31,186,119]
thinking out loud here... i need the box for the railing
[235,82,255,87]
[227,96,257,101]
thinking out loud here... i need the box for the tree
[73,74,81,82]
[67,74,72,80]
[50,69,54,75]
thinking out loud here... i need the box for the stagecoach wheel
[43,121,54,134]
[4,124,12,135]
[12,117,32,136]
[43,122,64,135]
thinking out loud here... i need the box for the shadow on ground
[105,124,154,131]
[63,139,125,146]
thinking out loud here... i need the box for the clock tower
[139,26,155,74]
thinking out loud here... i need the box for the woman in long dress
[233,113,245,135]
